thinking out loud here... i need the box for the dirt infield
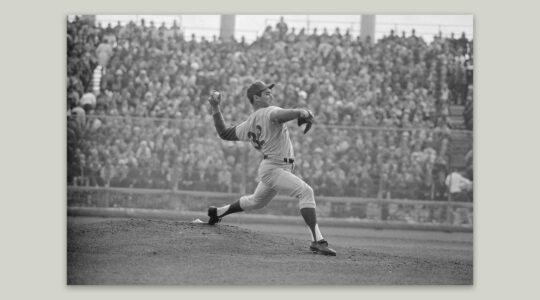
[67,218,472,285]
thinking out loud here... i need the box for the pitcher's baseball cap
[247,80,275,101]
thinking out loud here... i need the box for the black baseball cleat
[207,206,222,225]
[310,239,337,256]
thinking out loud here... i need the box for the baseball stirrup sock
[306,224,324,242]
[217,200,244,217]
[314,224,324,242]
[300,207,322,241]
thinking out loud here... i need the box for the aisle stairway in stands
[448,105,466,130]
[448,104,473,170]
[92,65,103,95]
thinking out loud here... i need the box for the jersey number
[247,125,265,150]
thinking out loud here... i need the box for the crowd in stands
[67,16,474,201]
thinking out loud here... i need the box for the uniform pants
[239,159,316,210]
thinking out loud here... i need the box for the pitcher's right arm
[208,91,239,141]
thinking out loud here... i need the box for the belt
[263,155,294,164]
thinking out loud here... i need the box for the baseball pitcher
[206,80,336,256]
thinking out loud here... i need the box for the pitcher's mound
[67,218,472,285]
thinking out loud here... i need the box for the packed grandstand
[67,16,473,201]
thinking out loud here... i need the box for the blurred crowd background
[67,16,473,202]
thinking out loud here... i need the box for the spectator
[66,17,473,202]
[168,157,183,191]
[100,159,116,187]
[276,17,288,36]
[96,37,114,71]
[445,170,472,202]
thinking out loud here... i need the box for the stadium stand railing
[67,185,473,230]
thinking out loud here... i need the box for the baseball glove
[297,110,315,134]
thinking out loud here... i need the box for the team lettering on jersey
[247,125,265,150]
[235,106,294,159]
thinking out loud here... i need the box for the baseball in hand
[209,91,221,106]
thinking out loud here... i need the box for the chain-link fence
[69,114,473,202]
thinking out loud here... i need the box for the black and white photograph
[66,14,474,285]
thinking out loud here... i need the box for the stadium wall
[67,186,473,232]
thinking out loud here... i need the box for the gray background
[2,0,539,298]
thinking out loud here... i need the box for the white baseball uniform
[234,106,316,210]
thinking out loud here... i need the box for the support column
[360,15,376,44]
[220,15,236,42]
